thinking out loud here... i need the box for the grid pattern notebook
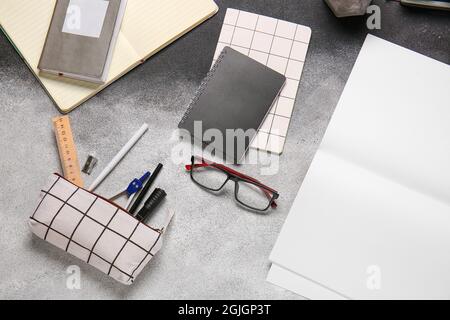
[179,46,286,164]
[29,174,167,285]
[211,9,311,154]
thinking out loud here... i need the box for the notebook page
[270,149,450,299]
[267,264,347,300]
[0,0,140,111]
[269,36,450,299]
[321,35,450,206]
[122,0,218,58]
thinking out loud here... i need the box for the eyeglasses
[185,156,279,212]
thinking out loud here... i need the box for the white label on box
[62,0,110,38]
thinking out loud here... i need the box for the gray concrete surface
[0,0,448,300]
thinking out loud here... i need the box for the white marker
[88,123,149,191]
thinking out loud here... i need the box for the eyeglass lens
[191,164,273,210]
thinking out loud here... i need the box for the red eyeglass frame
[185,156,279,210]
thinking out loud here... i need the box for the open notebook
[268,35,450,299]
[0,0,218,113]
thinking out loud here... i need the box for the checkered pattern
[29,174,168,285]
[212,8,311,154]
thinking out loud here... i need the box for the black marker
[136,188,167,222]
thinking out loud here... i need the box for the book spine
[178,47,229,128]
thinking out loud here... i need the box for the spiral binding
[178,47,229,127]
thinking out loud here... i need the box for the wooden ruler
[52,116,84,187]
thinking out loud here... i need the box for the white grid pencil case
[29,173,173,285]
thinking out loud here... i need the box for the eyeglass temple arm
[185,163,208,171]
[185,162,277,208]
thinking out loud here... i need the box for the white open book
[268,35,450,299]
[0,0,218,113]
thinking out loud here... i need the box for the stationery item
[109,171,151,201]
[38,0,128,84]
[52,115,83,187]
[125,194,135,211]
[0,0,218,113]
[211,9,311,154]
[88,123,149,191]
[136,188,167,222]
[179,47,286,164]
[324,0,373,17]
[186,156,279,212]
[129,163,164,215]
[401,0,450,11]
[29,173,174,285]
[268,35,450,299]
[111,171,151,209]
[82,155,98,175]
[267,264,346,300]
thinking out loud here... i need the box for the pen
[129,163,163,215]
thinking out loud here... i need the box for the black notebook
[179,47,286,163]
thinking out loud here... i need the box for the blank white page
[322,34,450,205]
[267,264,347,300]
[269,35,450,299]
[272,149,450,299]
